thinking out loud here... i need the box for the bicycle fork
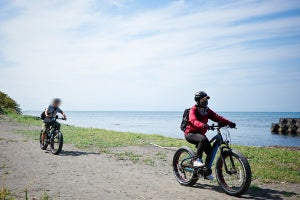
[220,147,237,175]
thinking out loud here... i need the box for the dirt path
[0,118,299,200]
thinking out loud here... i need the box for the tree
[0,91,21,114]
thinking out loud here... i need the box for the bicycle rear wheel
[173,147,198,186]
[215,149,251,196]
[50,131,63,155]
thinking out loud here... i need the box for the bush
[0,91,21,114]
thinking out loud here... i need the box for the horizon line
[22,110,300,113]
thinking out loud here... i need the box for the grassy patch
[8,114,300,184]
[0,179,15,200]
[155,152,167,161]
[7,113,41,126]
[0,179,52,200]
[40,189,51,200]
[233,145,300,183]
[115,151,141,162]
[142,158,155,166]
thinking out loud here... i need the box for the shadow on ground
[58,150,100,157]
[194,183,298,200]
[245,188,297,200]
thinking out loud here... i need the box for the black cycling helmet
[194,91,210,101]
[53,98,61,104]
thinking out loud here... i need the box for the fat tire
[50,132,63,155]
[173,147,198,187]
[215,149,251,196]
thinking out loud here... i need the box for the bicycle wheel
[173,147,198,186]
[50,131,63,155]
[39,130,48,150]
[215,149,251,196]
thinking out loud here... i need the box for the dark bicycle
[173,124,252,196]
[39,115,65,155]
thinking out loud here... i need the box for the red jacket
[184,105,231,136]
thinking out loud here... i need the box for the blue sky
[0,0,299,112]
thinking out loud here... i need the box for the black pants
[185,133,212,164]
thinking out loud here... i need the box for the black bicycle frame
[207,128,237,174]
[180,127,236,176]
[205,130,223,167]
[47,118,60,138]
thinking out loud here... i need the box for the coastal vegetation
[0,91,21,115]
[8,112,300,184]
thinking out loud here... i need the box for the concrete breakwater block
[271,118,300,136]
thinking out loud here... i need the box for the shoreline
[8,113,300,149]
[4,113,300,183]
[0,114,300,199]
[22,111,300,147]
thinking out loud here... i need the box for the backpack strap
[46,107,58,115]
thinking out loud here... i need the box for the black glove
[229,122,236,128]
[218,122,225,127]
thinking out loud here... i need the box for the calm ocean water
[24,111,300,147]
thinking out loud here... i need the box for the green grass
[234,145,300,184]
[142,158,155,166]
[155,152,167,161]
[0,184,14,200]
[115,151,141,162]
[40,190,51,200]
[7,114,300,184]
[7,112,41,126]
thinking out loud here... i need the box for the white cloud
[0,0,299,111]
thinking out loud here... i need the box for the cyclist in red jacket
[185,91,236,174]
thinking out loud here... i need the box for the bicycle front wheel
[50,131,63,155]
[173,147,198,186]
[215,149,251,196]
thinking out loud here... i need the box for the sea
[24,111,300,147]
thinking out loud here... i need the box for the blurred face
[52,101,61,108]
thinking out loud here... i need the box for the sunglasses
[201,96,210,101]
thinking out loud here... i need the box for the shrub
[0,91,21,114]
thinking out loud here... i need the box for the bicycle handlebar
[208,125,222,130]
[50,115,66,120]
[208,124,236,130]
